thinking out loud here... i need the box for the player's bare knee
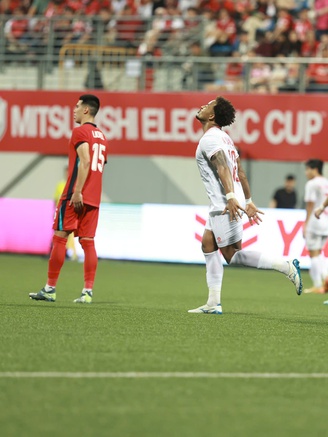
[201,231,217,253]
[201,241,216,253]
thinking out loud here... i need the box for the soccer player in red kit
[29,94,108,303]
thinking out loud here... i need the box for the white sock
[230,250,261,268]
[320,254,328,283]
[310,255,322,287]
[82,288,92,296]
[45,284,55,292]
[204,251,223,306]
[230,251,289,275]
[258,254,290,275]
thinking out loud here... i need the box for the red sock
[80,239,98,289]
[47,235,67,287]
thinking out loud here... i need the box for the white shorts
[205,212,243,248]
[305,232,328,251]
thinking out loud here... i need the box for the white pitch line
[1,372,328,379]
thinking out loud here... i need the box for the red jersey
[61,122,108,207]
[315,0,328,31]
[307,63,328,84]
[216,17,237,43]
[301,40,319,57]
[293,19,313,42]
[8,18,29,38]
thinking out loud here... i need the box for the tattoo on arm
[211,150,228,170]
[210,150,234,193]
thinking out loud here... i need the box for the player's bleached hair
[79,94,100,116]
[214,96,236,127]
[305,159,324,175]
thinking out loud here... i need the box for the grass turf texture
[1,254,328,437]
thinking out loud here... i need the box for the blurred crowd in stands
[1,0,328,92]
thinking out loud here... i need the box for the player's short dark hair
[213,96,236,127]
[305,159,324,174]
[286,174,295,181]
[79,94,100,116]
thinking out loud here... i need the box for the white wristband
[226,192,236,200]
[245,198,252,205]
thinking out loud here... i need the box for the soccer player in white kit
[188,97,303,314]
[303,159,328,295]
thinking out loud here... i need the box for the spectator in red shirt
[307,46,328,87]
[293,7,313,42]
[4,5,30,54]
[197,0,235,15]
[301,29,319,56]
[216,8,236,41]
[273,8,293,39]
[315,0,328,40]
[67,0,110,16]
[208,8,236,56]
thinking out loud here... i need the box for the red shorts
[53,200,99,238]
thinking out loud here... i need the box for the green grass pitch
[1,253,328,437]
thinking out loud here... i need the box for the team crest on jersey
[217,237,222,243]
[0,98,8,142]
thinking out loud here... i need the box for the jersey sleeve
[199,134,223,160]
[71,126,89,149]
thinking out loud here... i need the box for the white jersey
[304,175,328,235]
[196,126,245,213]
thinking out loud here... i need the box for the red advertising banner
[0,90,327,160]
